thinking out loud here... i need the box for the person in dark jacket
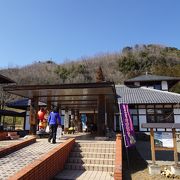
[48,107,61,144]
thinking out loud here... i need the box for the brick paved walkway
[0,139,24,148]
[0,138,61,180]
[0,133,117,180]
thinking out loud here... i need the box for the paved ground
[0,133,116,180]
[0,138,61,180]
[0,138,24,148]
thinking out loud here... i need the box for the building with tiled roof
[116,74,180,132]
[124,74,180,91]
[3,73,180,133]
[116,85,180,104]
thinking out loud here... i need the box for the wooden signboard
[142,123,180,166]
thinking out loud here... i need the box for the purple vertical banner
[119,104,136,148]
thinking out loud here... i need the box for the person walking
[48,107,61,144]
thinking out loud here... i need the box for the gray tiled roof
[116,85,180,104]
[124,74,180,82]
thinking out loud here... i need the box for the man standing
[48,107,61,144]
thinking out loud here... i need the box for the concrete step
[68,157,115,165]
[73,146,115,153]
[70,152,115,159]
[54,170,114,180]
[62,141,116,173]
[64,163,114,172]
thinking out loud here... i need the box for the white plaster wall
[162,81,168,91]
[174,109,180,131]
[174,109,180,115]
[139,115,147,131]
[25,111,30,130]
[174,114,180,131]
[174,109,180,123]
[138,109,146,131]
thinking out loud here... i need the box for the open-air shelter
[3,81,118,136]
[0,74,15,84]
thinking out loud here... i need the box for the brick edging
[114,134,122,180]
[8,138,75,180]
[0,137,36,158]
[0,131,8,140]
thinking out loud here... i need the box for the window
[147,109,154,114]
[156,109,163,114]
[154,84,161,90]
[156,115,164,123]
[129,107,139,131]
[146,106,174,123]
[147,115,155,123]
[131,115,139,131]
[164,109,174,123]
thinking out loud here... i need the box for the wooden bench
[8,132,20,140]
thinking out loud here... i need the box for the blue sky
[0,0,180,68]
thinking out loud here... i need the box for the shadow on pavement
[122,145,148,180]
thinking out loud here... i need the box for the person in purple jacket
[48,107,61,144]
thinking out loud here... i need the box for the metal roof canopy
[0,74,15,84]
[142,123,180,129]
[3,82,117,111]
[6,98,47,110]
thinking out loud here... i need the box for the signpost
[142,123,180,166]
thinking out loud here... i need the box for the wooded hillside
[1,44,180,93]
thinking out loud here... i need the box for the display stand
[142,123,180,175]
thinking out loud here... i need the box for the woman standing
[48,107,61,144]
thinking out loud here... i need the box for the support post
[172,128,178,166]
[97,94,105,136]
[150,128,156,165]
[47,100,51,111]
[64,108,69,134]
[29,97,38,135]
